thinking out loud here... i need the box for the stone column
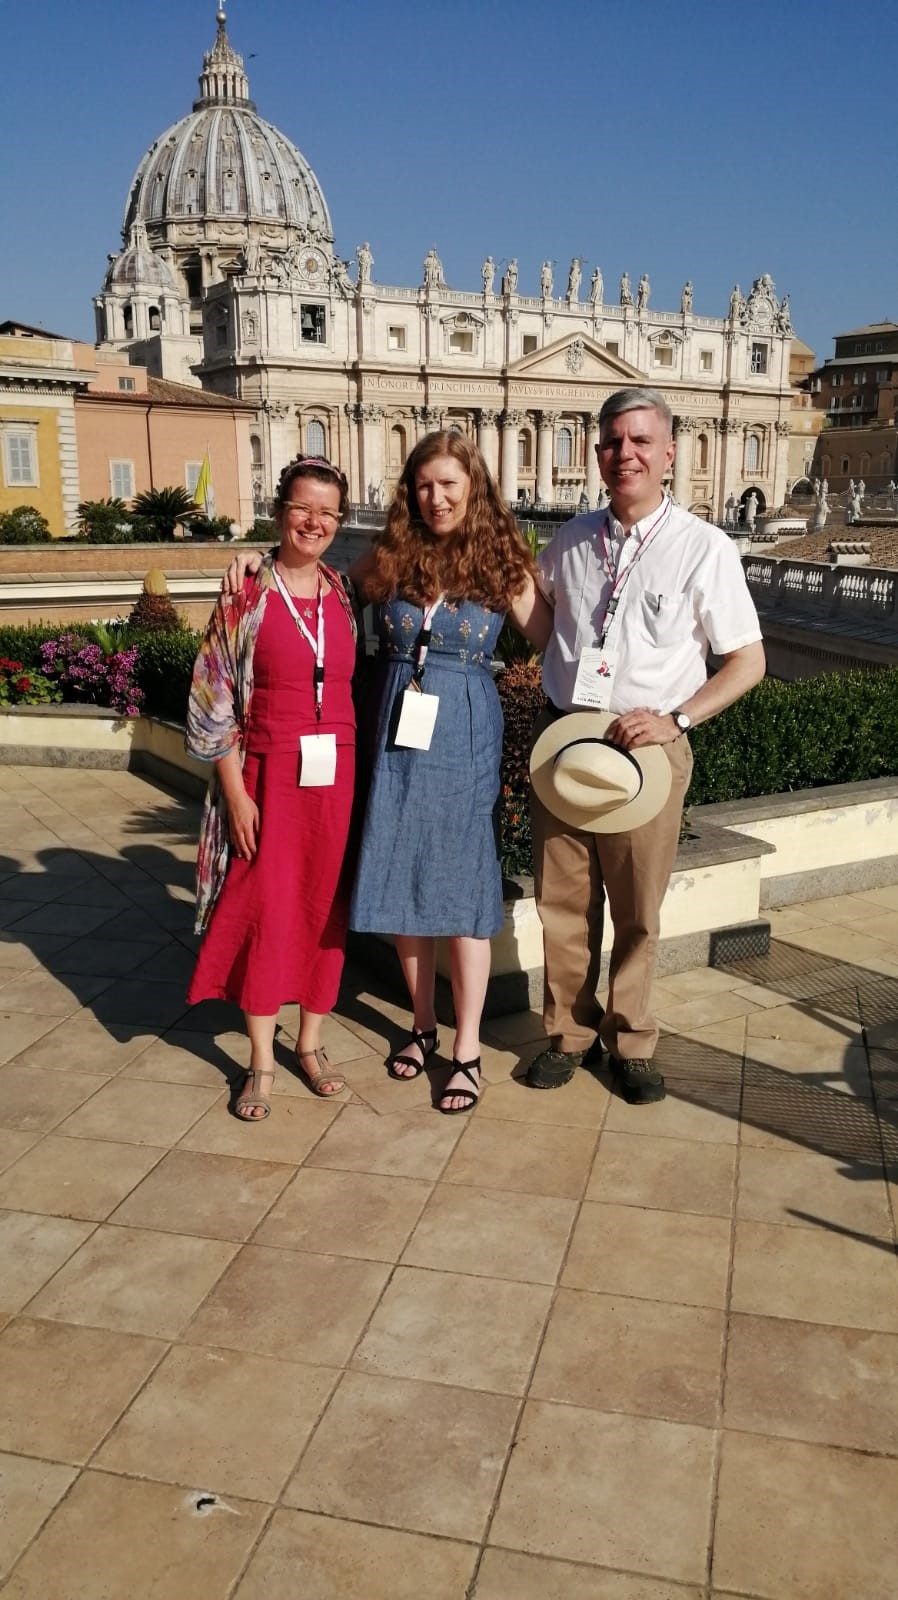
[500,409,524,502]
[673,416,693,504]
[353,403,385,501]
[773,420,790,509]
[477,409,500,478]
[586,411,602,502]
[536,411,558,504]
[716,418,741,521]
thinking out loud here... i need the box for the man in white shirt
[527,387,766,1102]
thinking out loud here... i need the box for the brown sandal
[235,1066,274,1121]
[297,1047,346,1097]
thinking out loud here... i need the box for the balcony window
[750,343,768,375]
[699,350,713,372]
[388,325,406,351]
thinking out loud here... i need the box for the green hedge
[0,623,199,724]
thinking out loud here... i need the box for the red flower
[16,677,31,692]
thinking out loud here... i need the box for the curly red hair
[365,430,534,609]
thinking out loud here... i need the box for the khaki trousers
[530,709,693,1059]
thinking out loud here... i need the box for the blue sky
[2,0,894,364]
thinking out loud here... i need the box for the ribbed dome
[121,7,332,241]
[105,226,178,290]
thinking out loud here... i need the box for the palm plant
[131,486,199,541]
[76,498,133,542]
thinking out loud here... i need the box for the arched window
[389,425,407,472]
[745,434,760,473]
[556,427,573,469]
[123,303,134,338]
[697,432,709,472]
[148,305,161,332]
[306,418,326,457]
[517,431,532,469]
[860,453,870,474]
[840,457,850,474]
[250,435,262,468]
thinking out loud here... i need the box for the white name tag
[394,688,440,750]
[299,732,337,787]
[572,646,618,709]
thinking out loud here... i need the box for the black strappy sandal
[387,1025,439,1080]
[438,1057,481,1115]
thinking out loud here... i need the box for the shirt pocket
[639,591,691,645]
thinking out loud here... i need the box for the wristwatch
[671,708,691,732]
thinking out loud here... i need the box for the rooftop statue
[636,273,650,311]
[589,266,603,306]
[566,258,581,300]
[619,271,633,307]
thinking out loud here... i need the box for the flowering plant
[0,656,62,706]
[39,634,144,717]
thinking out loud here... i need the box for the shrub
[0,624,59,668]
[0,506,51,544]
[496,661,546,877]
[0,656,62,706]
[190,514,236,540]
[76,499,134,543]
[131,627,199,722]
[127,568,181,633]
[246,517,276,543]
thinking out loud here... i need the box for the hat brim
[530,710,673,834]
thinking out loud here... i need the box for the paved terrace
[1,764,897,1600]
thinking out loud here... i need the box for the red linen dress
[187,584,356,1015]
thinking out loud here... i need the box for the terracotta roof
[772,524,898,569]
[836,322,898,338]
[146,377,256,410]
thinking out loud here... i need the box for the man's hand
[605,708,678,750]
[222,549,264,595]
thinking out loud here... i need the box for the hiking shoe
[610,1056,666,1104]
[526,1047,585,1090]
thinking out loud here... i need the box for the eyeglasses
[283,501,343,530]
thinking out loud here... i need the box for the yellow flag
[195,452,215,518]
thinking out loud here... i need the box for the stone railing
[744,555,897,620]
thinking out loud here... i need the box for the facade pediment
[508,332,645,385]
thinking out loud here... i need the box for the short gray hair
[599,387,673,437]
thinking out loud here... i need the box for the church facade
[94,6,796,524]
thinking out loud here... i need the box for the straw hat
[530,711,672,834]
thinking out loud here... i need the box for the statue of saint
[423,248,444,288]
[619,271,633,307]
[503,258,518,294]
[776,294,792,334]
[356,241,373,284]
[540,260,554,297]
[729,283,745,321]
[567,258,581,300]
[636,273,650,311]
[744,491,759,532]
[589,266,603,306]
[680,280,693,314]
[481,255,495,294]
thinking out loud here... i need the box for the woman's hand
[226,787,260,859]
[222,549,264,595]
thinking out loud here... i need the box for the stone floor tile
[304,1105,464,1180]
[232,1508,477,1600]
[0,1469,268,1600]
[653,992,763,1031]
[0,935,77,973]
[742,1035,871,1091]
[402,1182,574,1284]
[284,1369,517,1540]
[778,925,898,977]
[10,1016,159,1077]
[0,1129,39,1174]
[0,1452,78,1583]
[183,1243,389,1363]
[90,978,191,1029]
[254,1167,431,1260]
[587,1131,736,1217]
[785,892,880,924]
[531,1289,724,1427]
[745,1001,863,1047]
[562,1201,731,1310]
[27,1223,236,1338]
[603,1086,740,1144]
[731,1219,898,1332]
[0,1135,164,1221]
[489,1400,714,1582]
[110,1149,295,1240]
[0,969,112,1016]
[853,885,898,911]
[339,1053,436,1116]
[724,1311,898,1456]
[352,1265,551,1394]
[667,1015,747,1056]
[96,1343,336,1501]
[5,902,116,939]
[178,1088,340,1164]
[0,1211,94,1315]
[442,1118,597,1199]
[0,1015,72,1071]
[51,936,163,977]
[0,1064,109,1133]
[736,1145,893,1237]
[481,1008,546,1048]
[474,1549,702,1600]
[54,1076,221,1147]
[119,1028,248,1087]
[655,967,748,1000]
[713,1430,898,1600]
[740,1070,889,1163]
[477,1068,610,1127]
[0,1317,165,1462]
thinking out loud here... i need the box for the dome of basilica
[104,225,178,291]
[121,6,333,244]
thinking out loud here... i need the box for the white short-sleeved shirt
[538,497,762,714]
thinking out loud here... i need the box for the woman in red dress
[186,459,362,1120]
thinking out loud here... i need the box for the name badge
[299,732,337,787]
[572,646,618,709]
[394,688,440,750]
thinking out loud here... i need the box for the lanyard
[272,563,325,721]
[410,594,445,689]
[596,498,672,645]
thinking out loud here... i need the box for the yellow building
[0,321,95,534]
